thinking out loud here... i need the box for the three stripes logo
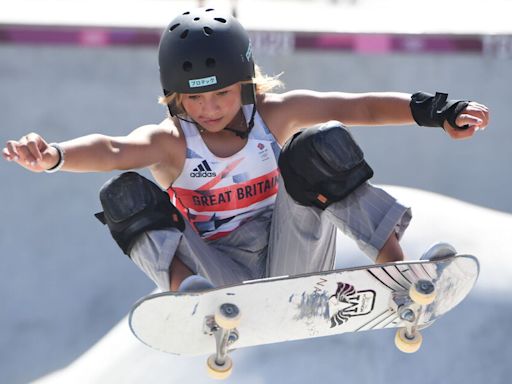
[190,160,217,178]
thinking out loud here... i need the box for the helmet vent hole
[214,17,227,23]
[180,29,189,39]
[205,8,214,12]
[203,27,213,36]
[205,58,216,68]
[169,23,180,32]
[183,12,190,15]
[183,61,193,72]
[194,17,200,21]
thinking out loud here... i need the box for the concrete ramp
[35,186,512,384]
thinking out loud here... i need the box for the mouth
[200,117,223,126]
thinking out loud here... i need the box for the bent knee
[95,171,184,255]
[278,121,374,209]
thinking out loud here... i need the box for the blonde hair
[158,65,283,114]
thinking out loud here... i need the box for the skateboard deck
[129,254,479,359]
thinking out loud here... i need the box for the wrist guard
[410,92,470,130]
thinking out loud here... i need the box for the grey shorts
[130,179,411,291]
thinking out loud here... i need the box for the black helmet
[159,8,256,115]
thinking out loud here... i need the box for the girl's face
[181,83,242,133]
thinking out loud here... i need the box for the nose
[200,96,220,115]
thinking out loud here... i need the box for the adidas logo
[190,160,217,178]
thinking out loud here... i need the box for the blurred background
[1,0,511,383]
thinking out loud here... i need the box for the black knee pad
[95,172,185,256]
[278,121,374,209]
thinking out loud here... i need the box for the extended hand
[2,133,60,172]
[443,102,490,139]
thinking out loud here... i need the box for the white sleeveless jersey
[167,105,281,240]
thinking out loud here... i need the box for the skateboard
[129,251,479,379]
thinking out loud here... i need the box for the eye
[216,90,229,96]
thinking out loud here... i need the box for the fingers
[3,141,20,162]
[26,136,43,161]
[461,102,490,129]
[456,114,483,130]
[17,143,39,166]
[14,134,40,165]
[3,133,49,171]
[446,102,490,139]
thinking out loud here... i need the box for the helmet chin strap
[223,105,256,139]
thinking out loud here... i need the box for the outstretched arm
[3,123,179,174]
[261,91,489,144]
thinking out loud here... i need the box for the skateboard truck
[204,303,241,379]
[391,279,436,353]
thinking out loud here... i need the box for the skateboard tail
[428,254,479,319]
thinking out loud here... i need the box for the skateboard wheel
[420,242,457,261]
[206,354,233,380]
[394,328,423,353]
[215,303,241,329]
[409,280,436,305]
